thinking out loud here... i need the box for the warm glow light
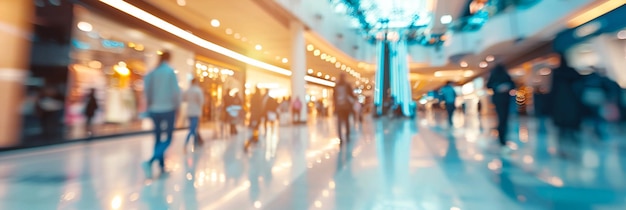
[176,0,186,6]
[307,44,315,51]
[486,55,495,62]
[317,72,322,77]
[77,21,93,32]
[325,75,330,79]
[254,201,262,208]
[234,33,241,39]
[440,15,452,24]
[479,61,488,68]
[313,50,321,56]
[255,44,262,51]
[321,53,327,59]
[618,30,626,39]
[305,76,335,87]
[335,62,341,68]
[341,64,346,70]
[210,19,220,27]
[567,0,624,28]
[307,69,314,74]
[282,58,288,63]
[111,196,122,209]
[460,61,468,67]
[225,28,233,35]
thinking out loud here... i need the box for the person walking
[292,96,302,124]
[440,81,457,127]
[486,63,515,155]
[247,87,267,144]
[549,54,584,157]
[225,92,243,135]
[142,51,181,178]
[333,73,355,143]
[183,78,204,152]
[265,96,279,132]
[84,88,98,137]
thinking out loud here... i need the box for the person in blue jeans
[142,51,181,178]
[184,78,204,151]
[440,81,457,127]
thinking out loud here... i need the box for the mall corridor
[1,114,625,210]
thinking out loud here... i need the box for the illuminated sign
[102,40,125,48]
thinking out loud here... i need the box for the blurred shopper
[353,100,363,126]
[334,73,355,142]
[292,96,303,124]
[440,81,457,127]
[36,85,65,139]
[248,87,267,143]
[184,78,204,151]
[142,51,181,178]
[549,55,584,156]
[265,96,279,131]
[225,91,243,135]
[486,63,515,155]
[580,66,621,139]
[83,88,98,137]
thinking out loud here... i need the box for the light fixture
[618,30,626,40]
[321,53,327,60]
[307,44,315,51]
[210,19,220,27]
[325,75,330,79]
[479,61,488,68]
[241,37,248,42]
[440,15,452,24]
[255,44,262,51]
[331,77,336,81]
[341,65,346,70]
[313,50,321,56]
[317,72,322,77]
[538,68,552,76]
[463,70,474,77]
[307,69,314,74]
[77,21,93,32]
[176,0,186,6]
[486,55,495,62]
[281,58,288,63]
[460,61,468,68]
[335,63,341,68]
[234,33,241,39]
[330,57,337,63]
[225,28,233,35]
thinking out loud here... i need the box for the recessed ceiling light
[210,19,220,27]
[460,61,468,68]
[479,61,488,68]
[307,44,315,51]
[255,44,262,51]
[486,55,495,62]
[176,0,186,6]
[440,15,452,24]
[335,63,341,68]
[282,58,288,63]
[341,65,346,70]
[313,50,321,56]
[618,30,626,39]
[225,28,233,35]
[325,75,330,79]
[241,37,248,42]
[317,72,322,77]
[77,21,93,32]
[234,33,241,39]
[321,53,327,60]
[307,69,314,74]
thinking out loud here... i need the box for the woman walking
[184,79,204,152]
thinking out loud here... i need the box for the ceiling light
[486,55,495,62]
[538,68,552,76]
[313,50,321,56]
[479,61,488,68]
[255,44,262,50]
[234,33,241,39]
[325,75,330,79]
[346,67,351,71]
[275,56,280,60]
[282,58,288,63]
[225,28,233,35]
[307,69,314,74]
[321,53,327,60]
[317,72,322,77]
[618,30,626,40]
[463,70,474,77]
[341,65,346,70]
[440,15,452,24]
[460,61,468,68]
[77,21,93,32]
[331,77,336,81]
[330,57,337,63]
[335,63,341,68]
[176,0,186,6]
[307,44,315,51]
[241,37,248,42]
[210,19,220,27]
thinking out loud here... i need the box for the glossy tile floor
[1,111,626,210]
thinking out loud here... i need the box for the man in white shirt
[142,51,181,178]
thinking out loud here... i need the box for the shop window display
[193,61,243,123]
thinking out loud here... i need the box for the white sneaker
[142,161,153,178]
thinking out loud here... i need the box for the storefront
[193,58,243,123]
[56,5,195,140]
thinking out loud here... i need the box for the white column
[290,21,307,122]
[0,0,32,147]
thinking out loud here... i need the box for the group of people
[439,53,624,157]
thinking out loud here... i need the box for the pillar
[0,0,32,147]
[290,21,307,123]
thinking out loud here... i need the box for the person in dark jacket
[486,63,515,155]
[84,88,98,136]
[247,87,267,143]
[549,54,584,157]
[224,90,243,135]
[333,73,355,142]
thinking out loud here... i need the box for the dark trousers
[445,103,455,126]
[149,110,176,169]
[493,94,511,146]
[185,116,199,145]
[337,109,351,141]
